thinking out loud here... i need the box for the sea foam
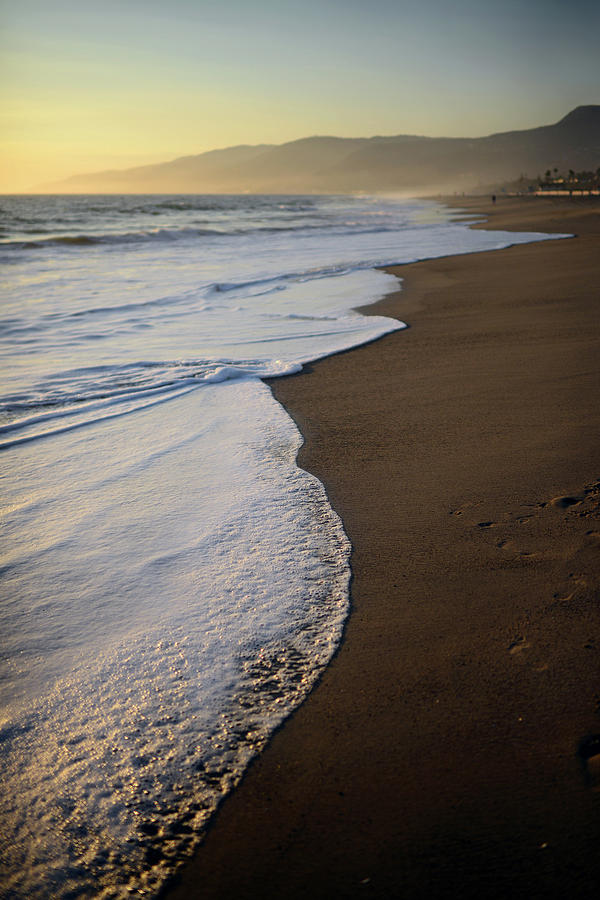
[1,381,351,897]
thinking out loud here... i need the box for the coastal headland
[166,196,600,899]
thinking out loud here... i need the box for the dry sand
[166,196,600,899]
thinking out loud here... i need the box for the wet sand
[166,197,600,899]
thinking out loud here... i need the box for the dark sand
[167,197,600,899]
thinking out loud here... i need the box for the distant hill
[40,106,600,194]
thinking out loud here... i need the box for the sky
[2,0,599,191]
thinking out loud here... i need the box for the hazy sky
[2,0,599,190]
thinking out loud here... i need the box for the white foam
[0,381,350,898]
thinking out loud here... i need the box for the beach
[166,196,600,899]
[5,194,562,899]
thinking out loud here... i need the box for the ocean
[0,194,562,898]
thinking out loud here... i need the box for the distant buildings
[536,167,600,194]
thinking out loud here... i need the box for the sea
[0,193,564,898]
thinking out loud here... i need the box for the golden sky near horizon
[2,0,599,192]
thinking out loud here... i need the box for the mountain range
[41,106,600,194]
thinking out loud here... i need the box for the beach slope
[166,197,600,899]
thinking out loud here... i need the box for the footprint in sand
[552,573,588,603]
[508,636,530,655]
[496,538,537,561]
[549,495,584,509]
[577,735,600,791]
[540,480,600,518]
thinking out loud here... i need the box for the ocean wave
[0,357,303,445]
[0,225,301,251]
[209,264,356,297]
[55,292,198,321]
[0,218,407,253]
[0,382,199,451]
[0,226,230,251]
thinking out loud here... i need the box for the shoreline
[166,196,600,899]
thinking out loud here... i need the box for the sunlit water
[0,194,565,897]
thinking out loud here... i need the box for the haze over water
[0,194,565,897]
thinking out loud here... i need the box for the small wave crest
[209,263,358,298]
[0,226,228,252]
[0,358,302,449]
[0,217,403,253]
